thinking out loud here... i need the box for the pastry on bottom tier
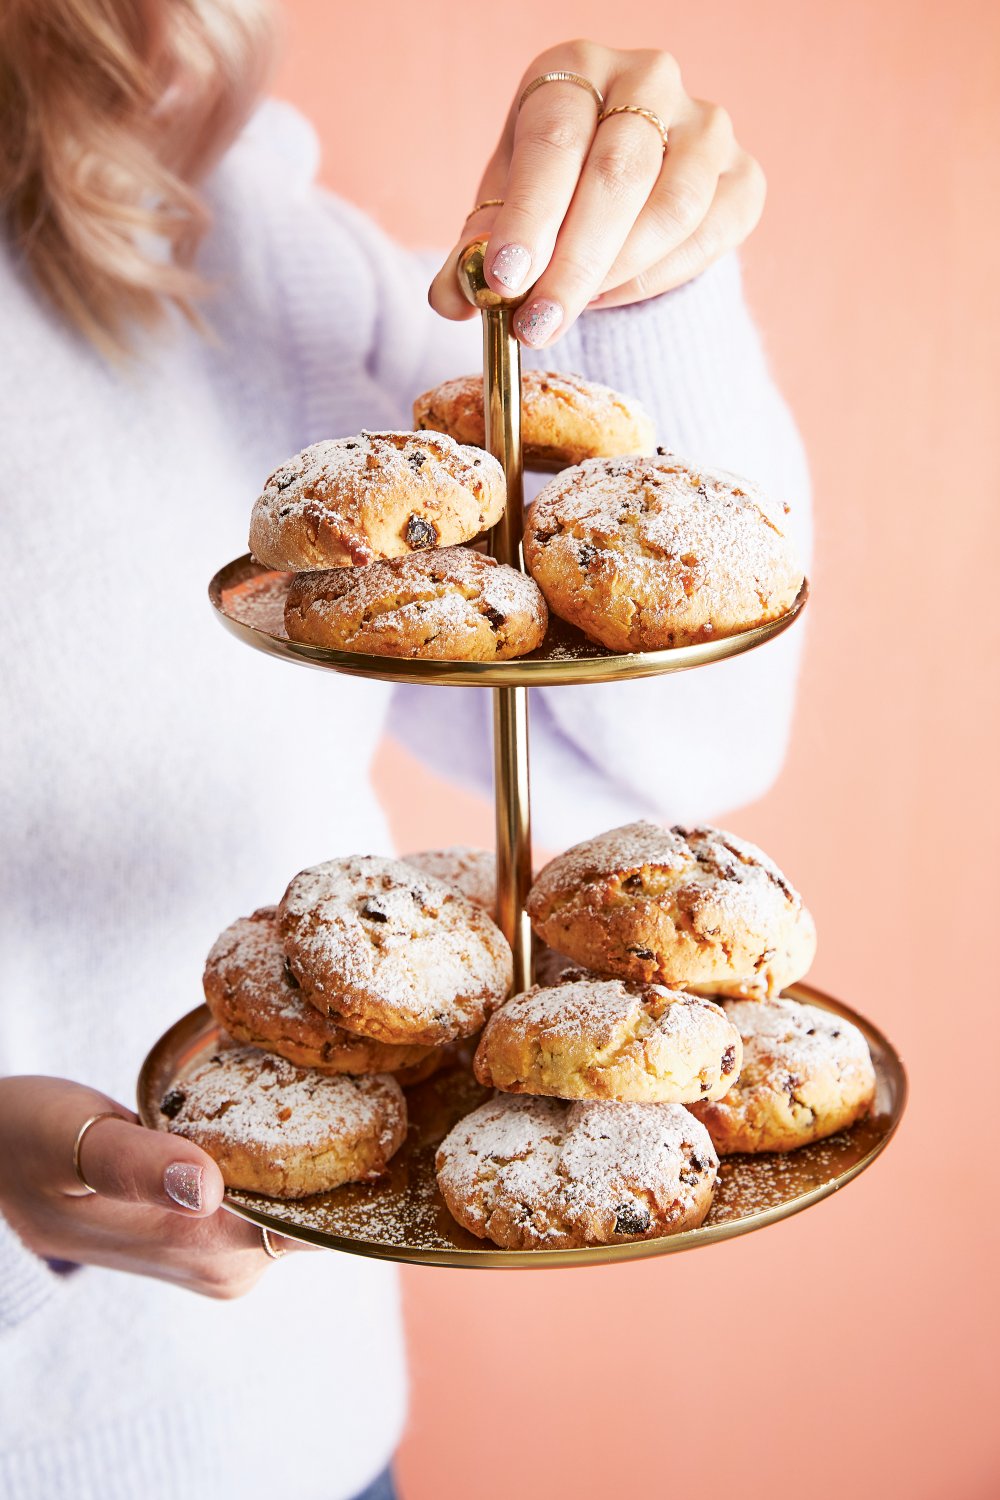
[249,431,506,570]
[688,997,876,1153]
[203,907,438,1075]
[527,821,816,998]
[403,847,495,912]
[284,547,547,661]
[523,451,804,651]
[160,1047,406,1198]
[436,1093,718,1250]
[473,979,742,1103]
[277,855,513,1046]
[413,370,655,469]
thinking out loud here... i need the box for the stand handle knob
[457,238,529,311]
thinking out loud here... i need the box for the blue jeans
[352,1469,397,1500]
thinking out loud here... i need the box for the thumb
[76,1111,226,1218]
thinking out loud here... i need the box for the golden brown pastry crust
[527,821,816,998]
[523,451,804,651]
[688,997,876,1153]
[413,370,655,469]
[283,547,547,661]
[249,431,505,571]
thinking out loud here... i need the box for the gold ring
[464,199,504,222]
[260,1226,288,1261]
[598,104,670,151]
[518,71,605,114]
[71,1111,130,1196]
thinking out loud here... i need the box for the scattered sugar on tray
[222,573,291,636]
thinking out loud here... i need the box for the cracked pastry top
[249,431,506,571]
[403,847,496,912]
[413,370,656,469]
[526,820,817,998]
[473,977,743,1104]
[523,449,804,651]
[435,1092,718,1250]
[277,855,513,1047]
[160,1045,407,1199]
[688,996,877,1153]
[283,546,547,661]
[202,906,439,1075]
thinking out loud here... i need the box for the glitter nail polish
[490,243,531,292]
[515,298,563,347]
[164,1161,203,1211]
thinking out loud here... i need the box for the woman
[0,4,810,1497]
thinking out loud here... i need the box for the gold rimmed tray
[209,555,809,688]
[137,981,905,1269]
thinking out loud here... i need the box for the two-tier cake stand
[138,241,906,1267]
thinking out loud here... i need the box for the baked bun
[249,431,505,570]
[527,821,816,998]
[688,997,876,1153]
[523,451,804,651]
[414,370,655,469]
[277,855,512,1046]
[473,979,742,1103]
[284,547,547,661]
[436,1093,717,1250]
[203,907,438,1075]
[403,847,495,912]
[160,1047,406,1198]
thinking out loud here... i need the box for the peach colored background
[276,4,999,1496]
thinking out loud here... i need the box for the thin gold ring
[260,1226,289,1261]
[518,71,605,114]
[598,104,670,151]
[464,198,504,222]
[71,1111,130,1196]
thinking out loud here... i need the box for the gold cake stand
[141,239,905,1265]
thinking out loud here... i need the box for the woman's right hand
[0,1076,308,1298]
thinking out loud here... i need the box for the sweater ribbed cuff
[0,1211,64,1335]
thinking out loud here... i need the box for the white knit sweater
[0,102,810,1498]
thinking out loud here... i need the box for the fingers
[74,1108,226,1218]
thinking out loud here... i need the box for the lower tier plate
[137,982,905,1269]
[209,555,809,688]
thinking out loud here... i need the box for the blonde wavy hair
[0,0,275,354]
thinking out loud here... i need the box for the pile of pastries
[158,824,877,1251]
[245,372,805,659]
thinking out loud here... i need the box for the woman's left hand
[430,40,765,345]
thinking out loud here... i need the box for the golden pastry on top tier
[523,450,804,651]
[527,821,816,999]
[249,431,505,571]
[413,370,655,469]
[284,547,547,661]
[688,997,876,1153]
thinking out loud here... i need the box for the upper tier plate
[209,555,809,688]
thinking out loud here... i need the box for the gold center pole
[457,240,533,994]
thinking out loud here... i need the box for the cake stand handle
[457,239,534,993]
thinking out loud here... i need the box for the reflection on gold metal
[136,981,907,1270]
[458,237,534,990]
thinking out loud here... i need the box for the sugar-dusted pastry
[527,821,816,998]
[160,1047,406,1199]
[249,431,505,571]
[413,370,655,469]
[403,847,495,912]
[203,907,439,1075]
[523,451,804,651]
[277,855,512,1047]
[474,978,742,1104]
[688,997,876,1153]
[284,547,547,660]
[436,1093,718,1250]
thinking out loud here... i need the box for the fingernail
[164,1162,203,1211]
[514,298,563,347]
[490,243,531,292]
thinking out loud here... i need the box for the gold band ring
[598,105,670,151]
[519,71,605,114]
[71,1111,130,1196]
[260,1226,289,1261]
[464,199,504,222]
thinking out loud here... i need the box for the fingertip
[162,1152,225,1217]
